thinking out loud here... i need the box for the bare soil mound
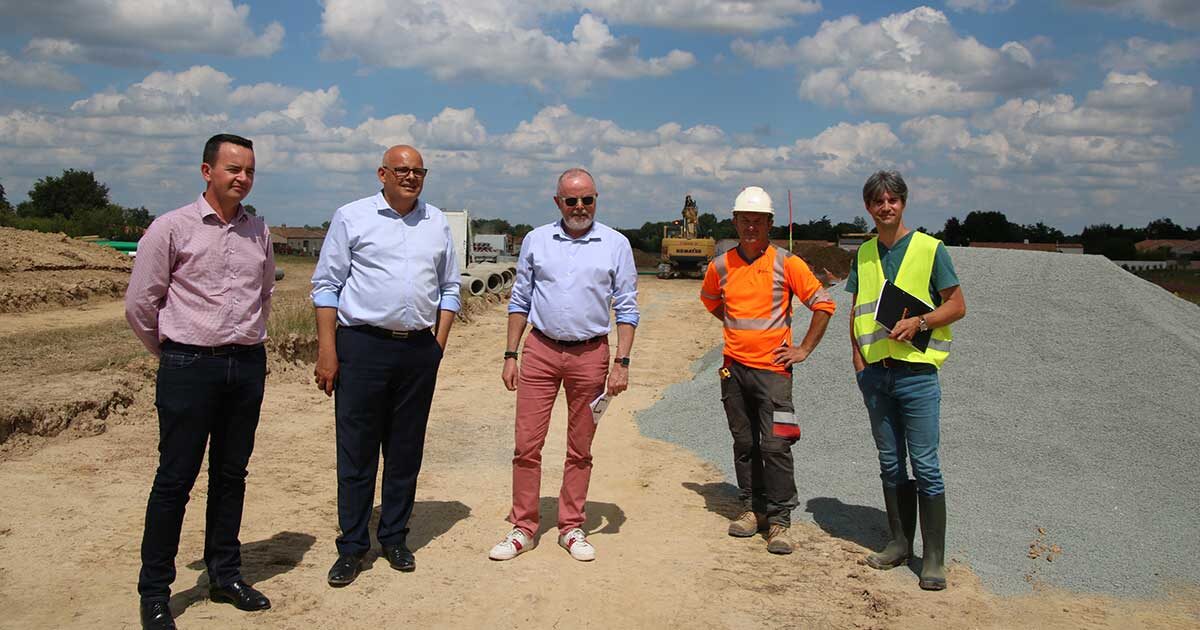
[792,241,853,281]
[632,248,661,269]
[0,227,134,313]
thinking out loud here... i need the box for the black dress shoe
[209,580,271,611]
[382,543,416,572]
[140,600,176,630]
[327,553,363,587]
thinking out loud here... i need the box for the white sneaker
[557,528,595,562]
[489,528,533,561]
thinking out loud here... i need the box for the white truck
[472,233,509,262]
[443,209,473,270]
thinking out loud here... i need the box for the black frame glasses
[384,166,429,178]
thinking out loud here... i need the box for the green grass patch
[0,319,145,377]
[268,291,317,339]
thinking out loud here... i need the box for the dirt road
[0,278,1196,629]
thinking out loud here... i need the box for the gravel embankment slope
[638,247,1200,597]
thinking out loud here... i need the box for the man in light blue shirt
[310,145,460,587]
[489,167,638,563]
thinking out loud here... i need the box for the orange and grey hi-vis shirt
[700,245,836,375]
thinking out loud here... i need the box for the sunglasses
[560,195,596,207]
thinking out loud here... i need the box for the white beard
[564,215,593,232]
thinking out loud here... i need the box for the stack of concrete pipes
[461,262,516,296]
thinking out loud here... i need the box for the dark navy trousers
[138,342,266,603]
[334,326,442,556]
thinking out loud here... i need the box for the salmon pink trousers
[507,331,609,537]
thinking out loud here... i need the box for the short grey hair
[862,170,908,205]
[556,167,595,194]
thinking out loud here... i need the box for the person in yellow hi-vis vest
[701,186,836,555]
[849,171,966,590]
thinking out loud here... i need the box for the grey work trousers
[720,361,798,527]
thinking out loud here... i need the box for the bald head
[383,144,423,168]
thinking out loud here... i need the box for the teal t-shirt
[844,231,959,306]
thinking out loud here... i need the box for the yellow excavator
[657,195,716,279]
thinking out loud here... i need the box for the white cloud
[21,36,155,68]
[794,122,902,175]
[1034,72,1192,135]
[1179,169,1200,193]
[1101,36,1200,70]
[733,7,1054,114]
[71,66,235,115]
[22,38,84,62]
[945,0,1016,12]
[1,62,1193,232]
[1066,0,1200,29]
[900,71,1190,188]
[2,61,911,226]
[583,0,821,33]
[0,1,284,60]
[0,51,81,91]
[416,108,489,150]
[900,115,972,152]
[320,1,695,89]
[229,83,304,109]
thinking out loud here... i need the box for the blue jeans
[856,362,944,497]
[138,342,266,602]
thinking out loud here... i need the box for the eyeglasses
[384,166,429,178]
[560,195,596,207]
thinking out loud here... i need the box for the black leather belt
[162,340,263,356]
[349,324,433,340]
[533,328,606,347]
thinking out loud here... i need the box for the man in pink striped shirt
[125,133,275,630]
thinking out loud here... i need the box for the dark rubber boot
[918,493,947,590]
[866,480,916,570]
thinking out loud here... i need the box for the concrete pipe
[470,263,515,288]
[462,275,486,296]
[465,261,513,289]
[464,270,504,293]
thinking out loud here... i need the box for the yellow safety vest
[852,231,952,368]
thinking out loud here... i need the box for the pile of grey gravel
[638,246,1200,597]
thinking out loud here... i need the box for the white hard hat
[732,186,774,216]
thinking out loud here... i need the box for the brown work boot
[765,524,795,554]
[727,511,766,537]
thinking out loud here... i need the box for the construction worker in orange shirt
[700,186,836,554]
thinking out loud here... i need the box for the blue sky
[1,0,1198,233]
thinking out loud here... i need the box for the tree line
[0,170,154,240]
[936,210,1199,259]
[472,217,533,238]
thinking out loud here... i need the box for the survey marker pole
[788,189,794,252]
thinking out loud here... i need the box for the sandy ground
[0,278,1198,629]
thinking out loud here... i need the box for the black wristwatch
[504,350,519,360]
[614,356,630,367]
